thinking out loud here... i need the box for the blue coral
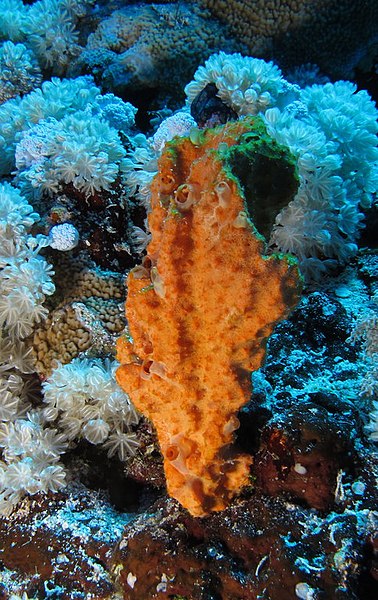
[0,76,137,197]
[0,0,95,76]
[0,41,42,103]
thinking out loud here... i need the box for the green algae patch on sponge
[117,117,302,517]
[222,118,299,242]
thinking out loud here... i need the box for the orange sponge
[117,117,301,516]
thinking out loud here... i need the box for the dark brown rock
[253,404,352,510]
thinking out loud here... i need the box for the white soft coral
[42,357,140,459]
[0,411,67,515]
[0,183,54,340]
[185,54,378,280]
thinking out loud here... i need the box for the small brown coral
[117,118,302,516]
[32,253,125,376]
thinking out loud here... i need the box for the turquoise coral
[0,76,137,197]
[0,0,94,75]
[0,41,42,103]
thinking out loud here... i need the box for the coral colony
[0,1,377,599]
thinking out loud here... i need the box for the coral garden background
[0,1,377,599]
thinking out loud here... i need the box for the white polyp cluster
[48,222,79,251]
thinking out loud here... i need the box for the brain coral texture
[195,0,378,77]
[82,3,241,96]
[116,117,302,516]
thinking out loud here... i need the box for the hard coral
[81,3,240,99]
[195,0,378,78]
[32,252,126,376]
[116,117,302,516]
